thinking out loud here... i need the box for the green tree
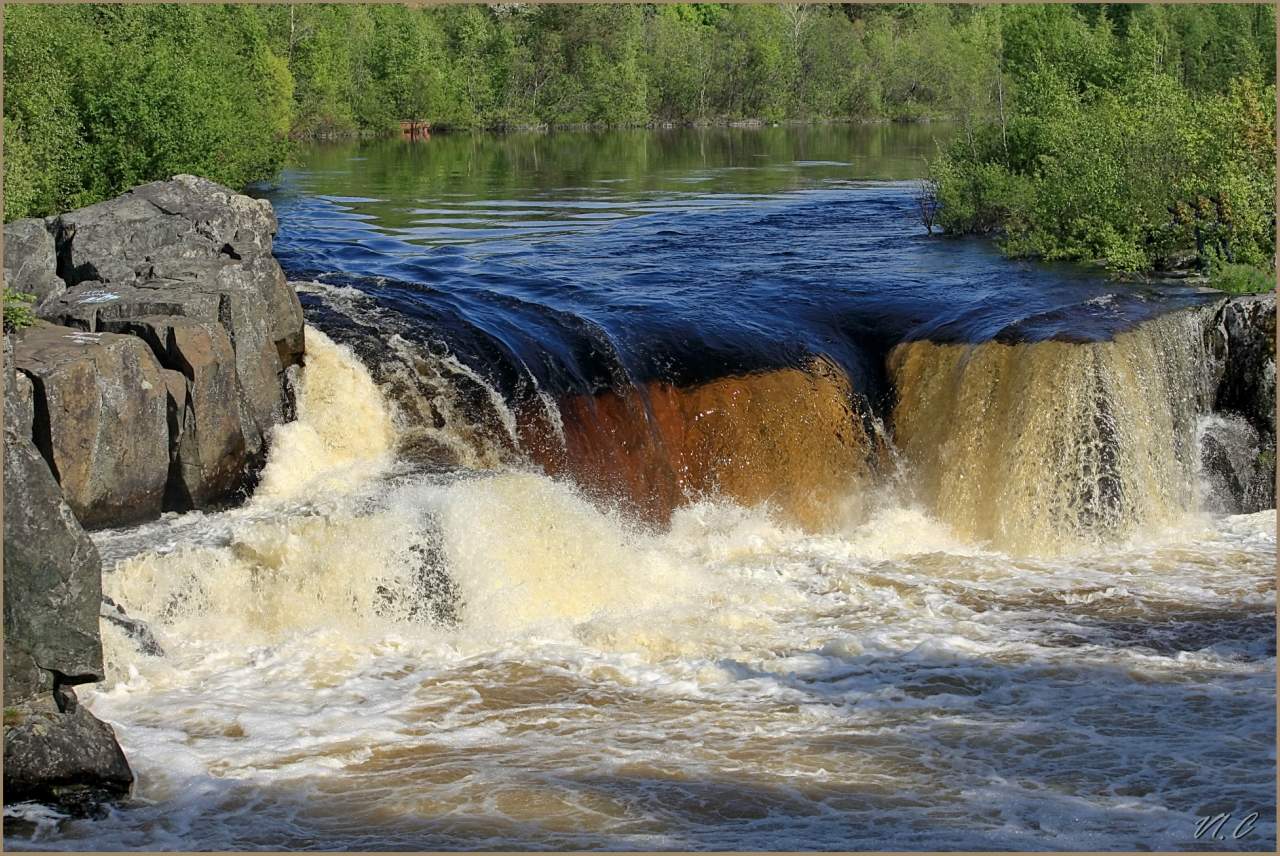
[933,4,1275,283]
[7,0,1274,244]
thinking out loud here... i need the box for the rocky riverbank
[1201,292,1278,513]
[3,176,304,812]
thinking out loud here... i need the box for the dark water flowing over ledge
[258,125,1226,536]
[263,125,1215,396]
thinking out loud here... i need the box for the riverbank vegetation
[930,3,1275,288]
[4,3,1274,287]
[2,289,37,332]
[5,2,1005,221]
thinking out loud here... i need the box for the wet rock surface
[1214,293,1276,435]
[3,694,134,810]
[100,597,164,658]
[1204,293,1277,513]
[1199,415,1275,514]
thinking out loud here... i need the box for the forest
[3,3,1275,285]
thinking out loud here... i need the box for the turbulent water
[890,309,1218,554]
[6,126,1274,850]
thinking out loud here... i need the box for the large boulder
[52,174,279,284]
[13,325,170,528]
[3,217,65,307]
[49,174,304,369]
[45,261,304,413]
[3,695,133,810]
[3,334,106,698]
[101,315,247,507]
[1199,414,1275,514]
[32,176,305,514]
[1198,293,1277,513]
[3,336,134,812]
[42,272,281,475]
[1214,293,1276,436]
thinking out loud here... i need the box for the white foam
[255,326,397,501]
[11,332,1272,851]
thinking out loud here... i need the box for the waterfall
[531,357,887,528]
[887,309,1219,553]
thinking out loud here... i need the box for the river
[8,124,1274,850]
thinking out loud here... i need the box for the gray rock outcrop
[4,335,106,696]
[3,217,65,307]
[1201,292,1276,514]
[3,696,134,810]
[1199,414,1274,514]
[100,597,164,658]
[1214,293,1276,436]
[4,334,132,808]
[43,259,301,457]
[54,174,279,285]
[3,174,309,814]
[14,325,170,528]
[17,176,305,520]
[99,316,246,508]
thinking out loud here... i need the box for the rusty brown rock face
[524,358,884,529]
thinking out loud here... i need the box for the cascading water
[7,130,1273,851]
[23,304,1265,851]
[292,284,1239,553]
[255,328,399,501]
[539,357,887,527]
[888,308,1221,554]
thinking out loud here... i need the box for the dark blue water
[262,128,1215,407]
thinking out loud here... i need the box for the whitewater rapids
[7,328,1274,851]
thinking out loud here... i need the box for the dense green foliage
[1211,262,1278,295]
[5,4,1276,287]
[2,288,37,332]
[931,3,1275,283]
[3,3,1062,220]
[270,2,1013,133]
[4,4,290,220]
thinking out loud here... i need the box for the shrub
[932,157,1034,238]
[3,5,293,220]
[1210,263,1275,295]
[2,289,37,332]
[934,68,1275,277]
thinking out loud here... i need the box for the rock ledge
[4,176,306,815]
